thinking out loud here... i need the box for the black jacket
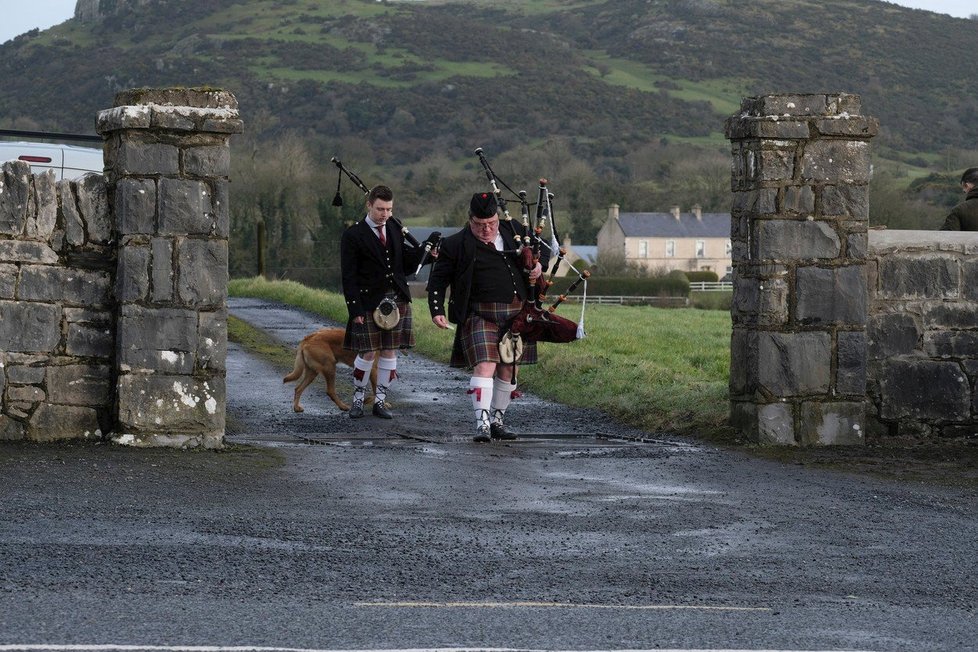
[940,189,978,231]
[340,219,422,321]
[427,220,548,325]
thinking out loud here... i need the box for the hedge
[684,270,719,282]
[552,275,690,297]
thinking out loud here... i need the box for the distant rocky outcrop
[74,0,158,23]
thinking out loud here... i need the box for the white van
[0,141,103,180]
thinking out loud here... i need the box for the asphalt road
[0,298,976,652]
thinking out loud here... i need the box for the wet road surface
[0,299,976,651]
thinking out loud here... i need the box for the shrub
[577,275,689,297]
[684,270,719,282]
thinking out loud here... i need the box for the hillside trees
[869,170,945,230]
[230,127,341,286]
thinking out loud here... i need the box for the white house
[596,204,731,277]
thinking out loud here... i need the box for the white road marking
[354,600,771,612]
[0,647,874,652]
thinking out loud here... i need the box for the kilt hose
[344,292,415,353]
[450,298,538,369]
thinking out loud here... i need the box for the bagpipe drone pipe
[474,148,591,363]
[330,156,441,268]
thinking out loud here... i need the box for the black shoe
[349,401,364,419]
[372,401,393,419]
[490,422,517,440]
[473,424,491,443]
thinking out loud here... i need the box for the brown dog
[283,328,377,412]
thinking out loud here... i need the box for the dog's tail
[283,347,304,383]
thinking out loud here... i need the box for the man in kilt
[427,192,547,442]
[340,185,426,419]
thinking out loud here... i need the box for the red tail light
[19,155,53,163]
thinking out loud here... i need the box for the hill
[3,0,976,161]
[1,0,975,281]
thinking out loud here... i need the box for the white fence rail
[689,281,733,291]
[559,295,689,307]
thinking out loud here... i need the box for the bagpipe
[474,148,591,365]
[330,157,441,275]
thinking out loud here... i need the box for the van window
[0,142,103,180]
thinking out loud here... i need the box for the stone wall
[0,164,114,441]
[867,230,978,438]
[726,93,978,445]
[1,88,241,447]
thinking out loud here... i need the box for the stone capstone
[801,140,871,184]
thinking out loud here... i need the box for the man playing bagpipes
[427,192,548,442]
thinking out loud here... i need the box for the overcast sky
[0,0,974,44]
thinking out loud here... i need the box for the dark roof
[617,212,730,238]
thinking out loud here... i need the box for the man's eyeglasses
[470,219,498,230]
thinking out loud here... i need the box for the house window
[725,240,732,256]
[638,240,648,258]
[665,240,675,257]
[696,240,705,258]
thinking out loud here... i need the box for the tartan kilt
[451,299,538,368]
[344,293,415,352]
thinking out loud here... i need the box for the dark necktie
[376,225,387,247]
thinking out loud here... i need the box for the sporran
[373,297,401,330]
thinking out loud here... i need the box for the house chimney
[609,204,620,221]
[693,204,702,220]
[670,205,681,221]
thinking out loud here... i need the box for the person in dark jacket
[940,168,978,231]
[340,185,424,419]
[427,192,547,442]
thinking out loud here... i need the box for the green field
[229,277,732,438]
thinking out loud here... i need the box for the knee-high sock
[376,356,397,403]
[491,377,517,424]
[468,376,493,427]
[352,355,373,402]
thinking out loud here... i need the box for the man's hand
[354,315,365,325]
[433,315,449,329]
[529,262,543,282]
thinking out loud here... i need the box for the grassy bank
[229,277,732,438]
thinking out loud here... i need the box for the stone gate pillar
[725,94,877,445]
[97,88,242,448]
